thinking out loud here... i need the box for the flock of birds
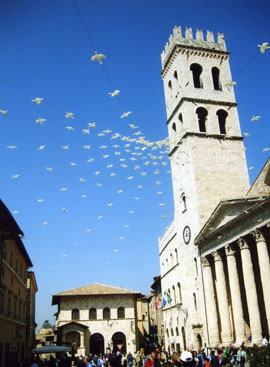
[1,40,269,264]
[1,61,173,261]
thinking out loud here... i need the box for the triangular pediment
[247,157,270,197]
[195,196,265,242]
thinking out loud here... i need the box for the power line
[72,0,97,51]
[71,0,126,111]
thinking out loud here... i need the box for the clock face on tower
[183,226,191,244]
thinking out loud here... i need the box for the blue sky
[0,0,269,328]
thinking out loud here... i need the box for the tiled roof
[53,283,141,297]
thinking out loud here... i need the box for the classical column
[201,256,220,346]
[80,331,85,348]
[252,230,270,333]
[238,237,262,343]
[225,245,245,344]
[212,251,233,344]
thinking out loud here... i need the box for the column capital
[201,256,210,267]
[238,237,249,250]
[212,250,222,262]
[225,244,235,256]
[252,229,265,243]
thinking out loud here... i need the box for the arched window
[166,328,169,337]
[175,248,178,263]
[171,328,174,336]
[194,258,198,277]
[193,292,197,311]
[178,113,183,123]
[172,123,176,132]
[2,241,7,260]
[217,109,228,134]
[167,289,172,305]
[174,70,178,80]
[170,253,173,266]
[196,107,208,133]
[182,327,187,350]
[181,193,187,211]
[212,67,221,91]
[176,327,179,336]
[190,64,203,88]
[172,285,176,304]
[72,308,79,320]
[117,307,125,319]
[103,307,110,320]
[89,308,97,320]
[177,282,182,304]
[168,80,172,89]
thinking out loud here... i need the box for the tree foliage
[41,320,54,329]
[247,345,270,367]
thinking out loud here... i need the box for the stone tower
[161,26,250,234]
[159,27,250,351]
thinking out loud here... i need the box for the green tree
[41,320,53,329]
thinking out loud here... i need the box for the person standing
[236,347,247,367]
[136,352,142,367]
[127,353,134,367]
[145,352,156,367]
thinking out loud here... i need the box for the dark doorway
[196,333,202,351]
[90,333,104,355]
[112,332,126,354]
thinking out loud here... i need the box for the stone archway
[90,333,104,355]
[112,332,126,354]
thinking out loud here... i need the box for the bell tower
[161,26,250,233]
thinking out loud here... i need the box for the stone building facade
[52,283,144,356]
[158,26,270,351]
[0,199,37,367]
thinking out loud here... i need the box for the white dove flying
[120,111,132,118]
[0,109,8,115]
[32,97,44,104]
[251,115,261,122]
[91,51,106,64]
[37,145,46,150]
[258,42,270,54]
[36,117,46,125]
[108,90,120,97]
[65,112,74,119]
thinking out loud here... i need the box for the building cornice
[161,262,179,280]
[169,133,243,157]
[161,44,230,76]
[166,98,237,126]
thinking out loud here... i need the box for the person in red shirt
[145,352,156,367]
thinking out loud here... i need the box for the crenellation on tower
[196,29,204,42]
[161,26,227,69]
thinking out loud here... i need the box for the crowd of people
[26,344,255,367]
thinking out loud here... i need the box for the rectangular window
[13,296,17,319]
[7,291,12,316]
[0,287,5,314]
[2,241,7,261]
[18,300,22,320]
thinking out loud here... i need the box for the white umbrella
[32,345,71,354]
